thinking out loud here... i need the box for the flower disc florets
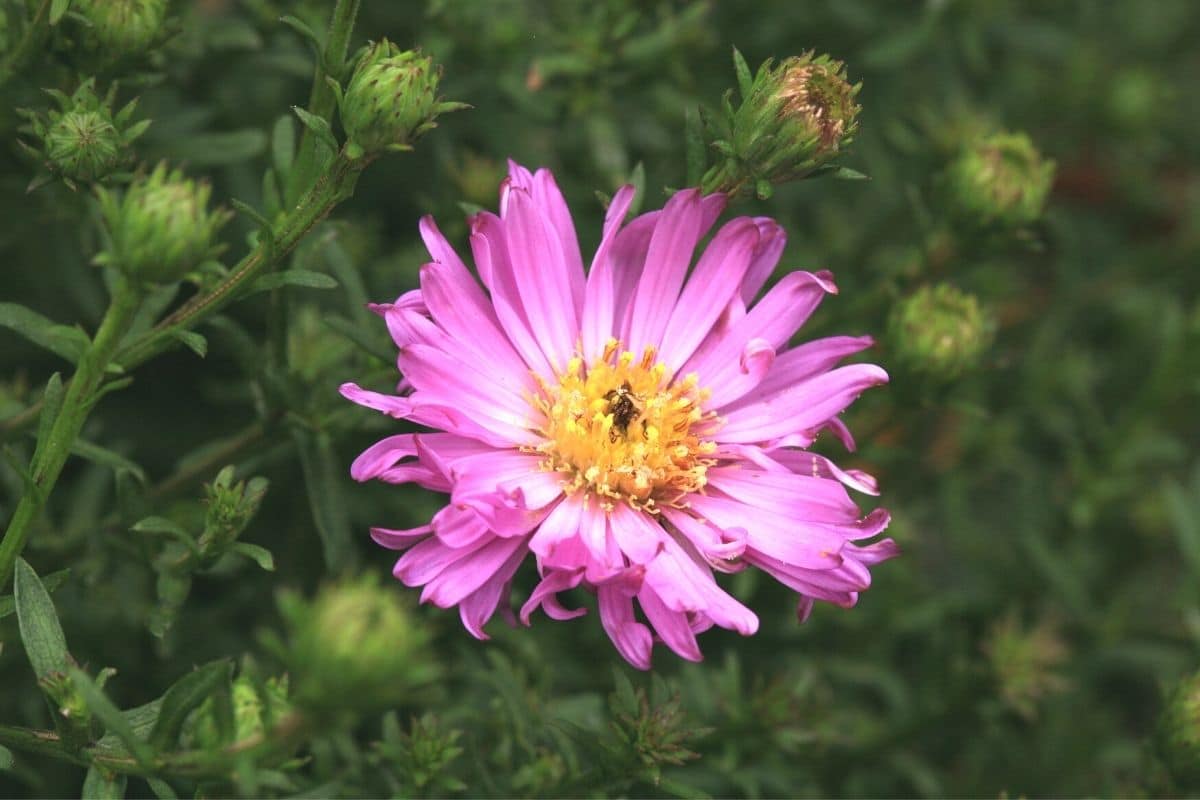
[342,161,897,669]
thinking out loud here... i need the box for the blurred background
[1,0,1199,796]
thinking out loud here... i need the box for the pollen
[532,339,717,511]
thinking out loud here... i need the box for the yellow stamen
[531,340,717,511]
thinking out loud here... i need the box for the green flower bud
[981,612,1068,721]
[703,49,861,198]
[185,675,290,749]
[943,131,1056,229]
[339,40,467,159]
[198,466,268,556]
[280,576,436,721]
[72,0,167,60]
[1158,670,1200,788]
[18,79,150,188]
[94,162,231,284]
[890,284,995,380]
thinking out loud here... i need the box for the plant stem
[286,0,362,206]
[115,151,365,373]
[0,0,53,88]
[0,278,143,590]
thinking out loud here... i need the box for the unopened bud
[339,40,466,159]
[943,131,1055,229]
[198,466,268,555]
[94,162,230,283]
[703,49,861,198]
[281,576,435,720]
[72,0,167,60]
[890,284,995,380]
[185,674,289,749]
[1159,670,1200,789]
[18,80,149,188]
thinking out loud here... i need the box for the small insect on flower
[604,381,642,441]
[342,161,897,668]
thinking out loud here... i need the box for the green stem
[0,278,143,590]
[286,0,361,206]
[0,0,53,88]
[115,151,365,372]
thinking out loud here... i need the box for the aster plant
[342,161,897,667]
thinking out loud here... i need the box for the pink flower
[342,161,897,669]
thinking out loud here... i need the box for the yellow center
[533,339,717,511]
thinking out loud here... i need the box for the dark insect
[604,381,641,441]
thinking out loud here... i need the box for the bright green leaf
[170,330,208,359]
[14,558,69,679]
[0,303,89,363]
[247,270,338,295]
[292,428,354,573]
[71,438,146,484]
[231,542,275,571]
[149,659,233,751]
[82,766,127,800]
[0,568,69,620]
[49,0,72,25]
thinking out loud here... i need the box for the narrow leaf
[684,108,706,188]
[170,330,208,358]
[323,314,392,363]
[732,46,754,100]
[0,568,70,619]
[0,303,89,363]
[70,668,156,767]
[291,107,339,153]
[71,438,146,484]
[49,0,72,25]
[82,766,127,799]
[279,14,323,54]
[248,270,338,294]
[159,130,268,167]
[146,778,178,800]
[131,517,199,554]
[150,659,233,751]
[14,558,69,679]
[0,743,13,770]
[271,114,296,179]
[32,372,65,472]
[292,429,354,573]
[230,542,275,571]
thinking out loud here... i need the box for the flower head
[943,130,1056,229]
[342,161,896,668]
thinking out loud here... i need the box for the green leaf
[272,114,296,179]
[0,303,89,363]
[150,659,233,751]
[131,517,199,554]
[70,667,156,767]
[71,438,146,484]
[0,568,69,619]
[323,239,370,322]
[49,0,71,25]
[32,372,65,472]
[14,558,69,679]
[159,130,268,167]
[323,314,393,363]
[231,542,275,571]
[731,46,754,100]
[292,428,354,573]
[82,766,127,799]
[146,777,178,800]
[170,330,208,358]
[684,108,706,187]
[0,743,13,770]
[292,106,339,153]
[280,14,323,55]
[247,270,338,295]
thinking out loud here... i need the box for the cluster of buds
[702,49,861,198]
[277,576,436,721]
[338,39,467,159]
[184,673,290,749]
[889,283,995,380]
[69,0,169,64]
[942,130,1056,229]
[1159,670,1200,789]
[198,466,269,556]
[94,162,231,284]
[18,79,149,189]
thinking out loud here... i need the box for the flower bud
[18,79,149,188]
[943,131,1055,229]
[1159,670,1200,788]
[280,576,436,721]
[703,50,861,198]
[72,0,167,60]
[339,40,466,159]
[198,466,268,555]
[94,162,230,284]
[185,674,290,749]
[889,284,995,380]
[981,612,1068,720]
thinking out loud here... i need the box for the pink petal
[598,584,653,670]
[528,493,584,560]
[420,534,529,608]
[639,586,702,662]
[740,218,786,304]
[724,335,876,411]
[458,543,527,640]
[626,189,704,354]
[520,567,587,624]
[608,502,666,564]
[687,494,845,570]
[339,382,412,419]
[532,167,586,312]
[370,524,432,551]
[706,467,861,523]
[581,184,637,363]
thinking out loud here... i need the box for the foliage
[0,0,1197,797]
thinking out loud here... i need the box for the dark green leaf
[291,107,339,153]
[323,314,392,363]
[131,517,198,554]
[82,766,127,800]
[280,14,323,54]
[159,130,268,167]
[170,330,208,358]
[70,668,156,767]
[292,428,354,573]
[230,542,275,571]
[684,108,706,187]
[0,303,89,363]
[146,778,178,800]
[149,659,233,751]
[14,558,69,679]
[247,270,338,294]
[272,114,296,179]
[0,743,13,770]
[71,439,146,484]
[32,372,65,472]
[323,239,370,322]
